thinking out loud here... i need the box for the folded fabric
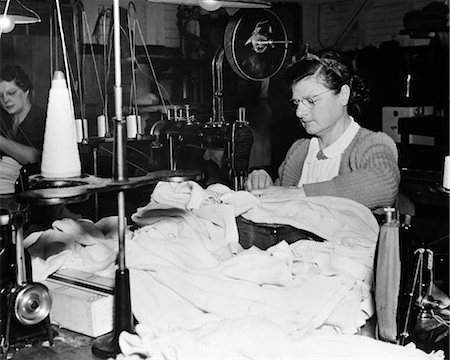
[24,217,120,281]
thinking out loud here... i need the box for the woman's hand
[245,169,273,191]
[0,135,40,165]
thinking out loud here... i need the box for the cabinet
[398,114,449,301]
[398,115,449,172]
[395,18,449,301]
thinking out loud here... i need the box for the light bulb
[0,15,15,33]
[199,0,221,11]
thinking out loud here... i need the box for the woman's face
[0,80,29,116]
[291,76,349,142]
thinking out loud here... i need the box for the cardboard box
[44,276,114,338]
[49,269,114,295]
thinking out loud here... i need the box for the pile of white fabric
[23,181,444,360]
[127,181,379,337]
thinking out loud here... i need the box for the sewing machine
[0,206,53,354]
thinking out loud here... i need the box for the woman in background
[0,65,46,194]
[245,49,400,213]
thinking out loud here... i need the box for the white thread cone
[41,71,81,178]
[443,155,450,190]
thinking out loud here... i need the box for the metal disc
[224,9,288,81]
[11,283,52,325]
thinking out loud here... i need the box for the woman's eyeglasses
[0,88,19,102]
[289,89,333,110]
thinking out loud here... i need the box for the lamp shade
[147,0,270,9]
[0,15,14,32]
[0,0,40,24]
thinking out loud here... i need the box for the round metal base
[91,332,119,359]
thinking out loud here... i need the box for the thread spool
[41,71,81,178]
[126,114,138,138]
[97,115,107,138]
[82,119,88,140]
[238,107,246,122]
[75,119,88,142]
[136,115,142,136]
[75,118,83,143]
[443,155,450,190]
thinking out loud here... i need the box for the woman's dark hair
[0,65,33,93]
[285,48,370,116]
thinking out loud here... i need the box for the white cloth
[298,117,360,186]
[117,319,444,360]
[22,181,444,360]
[125,182,379,338]
[26,181,433,360]
[24,182,378,333]
[0,156,21,195]
[237,191,379,273]
[24,217,124,282]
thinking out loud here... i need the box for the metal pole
[92,0,133,357]
[112,0,127,270]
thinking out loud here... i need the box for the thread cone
[41,71,81,178]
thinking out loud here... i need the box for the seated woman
[245,49,400,213]
[0,65,46,197]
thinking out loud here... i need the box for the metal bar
[112,0,127,271]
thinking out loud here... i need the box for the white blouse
[298,117,360,187]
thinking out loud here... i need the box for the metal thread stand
[92,0,134,357]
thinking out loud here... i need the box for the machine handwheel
[9,282,52,326]
[224,9,289,81]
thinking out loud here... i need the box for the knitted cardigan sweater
[275,127,400,211]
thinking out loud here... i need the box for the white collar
[320,117,360,159]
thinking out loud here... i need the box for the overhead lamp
[198,0,222,11]
[0,15,14,32]
[0,0,41,33]
[147,0,271,10]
